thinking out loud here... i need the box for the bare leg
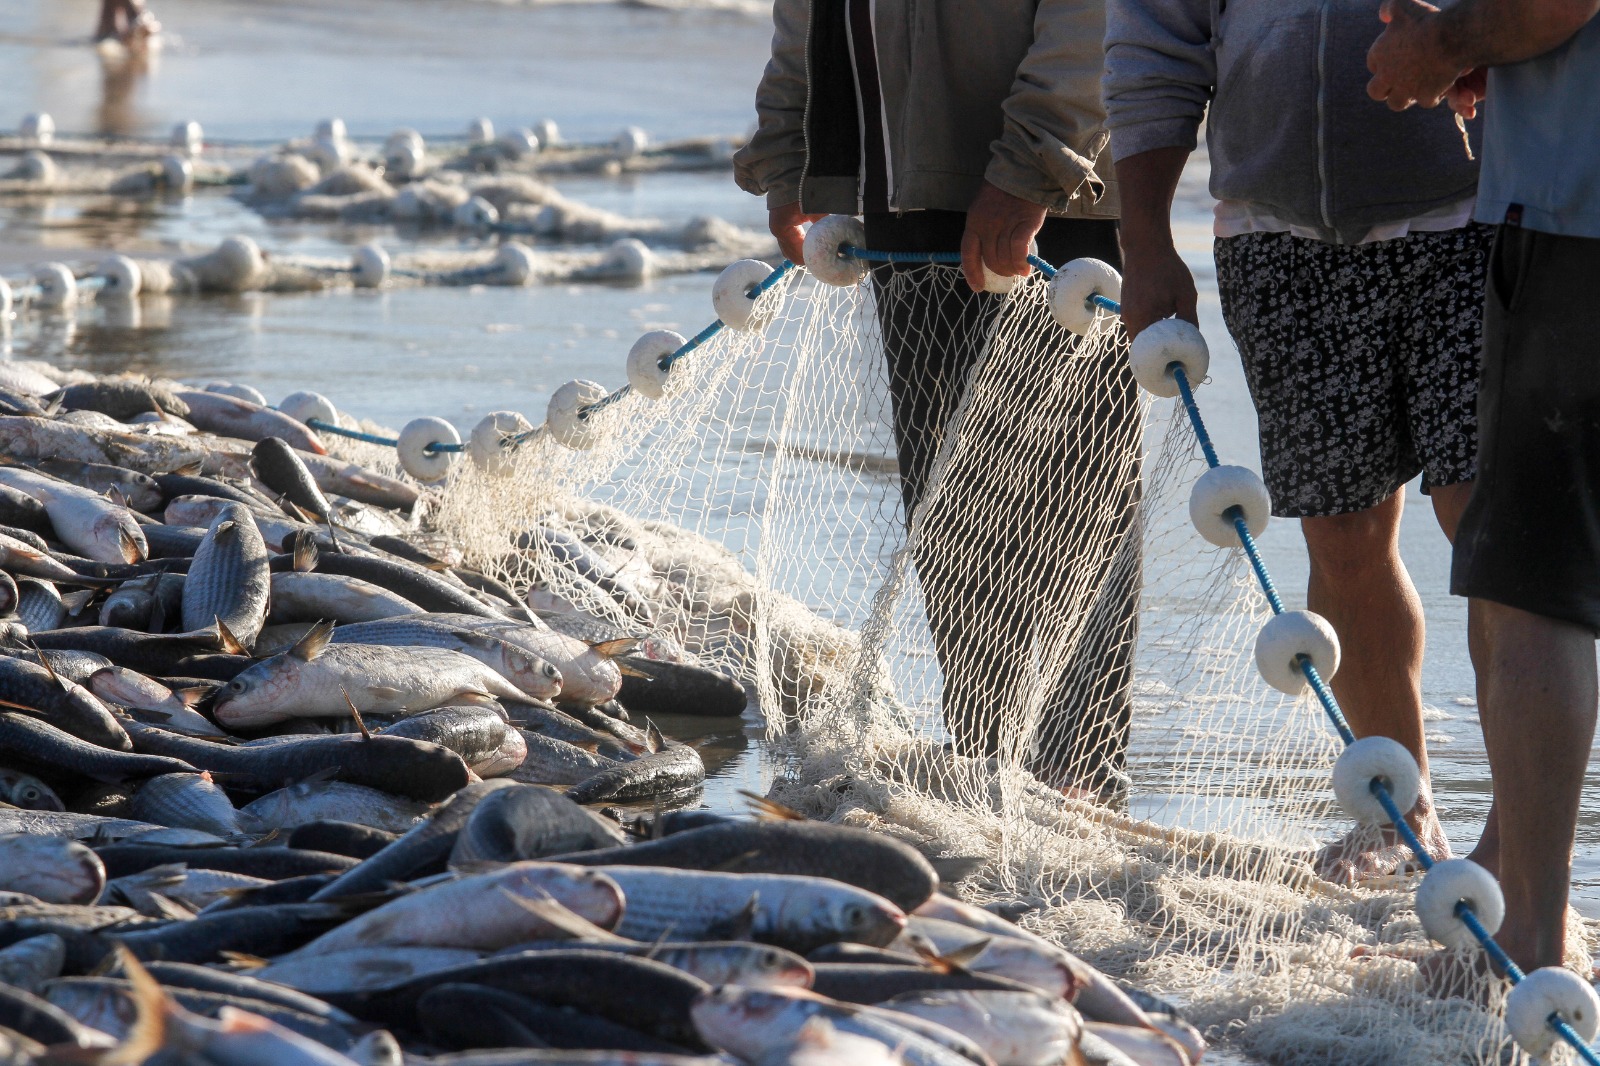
[1474,600,1595,971]
[95,0,120,40]
[1304,489,1450,883]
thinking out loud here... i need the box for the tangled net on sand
[411,259,1598,1066]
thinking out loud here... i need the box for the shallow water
[1,0,1598,940]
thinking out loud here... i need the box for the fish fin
[707,849,762,873]
[42,394,63,417]
[293,536,319,574]
[96,946,171,1065]
[365,685,403,703]
[587,636,644,660]
[173,686,210,709]
[59,589,96,615]
[148,594,167,633]
[614,661,652,680]
[722,892,760,941]
[339,685,371,740]
[146,892,197,921]
[453,689,498,706]
[293,766,342,788]
[914,937,991,973]
[27,639,64,688]
[644,720,664,754]
[287,619,334,662]
[219,951,269,969]
[929,856,987,887]
[118,526,146,565]
[0,696,39,713]
[214,617,251,657]
[107,485,129,509]
[740,790,807,822]
[172,461,203,476]
[500,887,628,943]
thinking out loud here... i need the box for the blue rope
[304,417,464,453]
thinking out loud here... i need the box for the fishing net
[422,258,1593,1066]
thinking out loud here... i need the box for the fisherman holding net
[1104,0,1489,884]
[735,0,1141,799]
[1370,0,1600,980]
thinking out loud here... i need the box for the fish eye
[760,949,781,968]
[19,787,38,802]
[227,680,245,693]
[843,904,866,927]
[543,664,560,679]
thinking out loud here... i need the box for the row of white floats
[11,113,658,182]
[0,236,549,315]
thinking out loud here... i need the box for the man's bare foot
[1313,807,1451,886]
[1414,948,1500,1004]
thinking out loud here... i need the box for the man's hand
[960,181,1048,293]
[1119,241,1198,341]
[1367,0,1472,111]
[1446,67,1488,118]
[768,201,825,264]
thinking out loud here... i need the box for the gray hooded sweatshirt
[1102,0,1479,245]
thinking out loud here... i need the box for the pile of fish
[0,362,1204,1065]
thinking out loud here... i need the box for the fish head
[497,646,562,701]
[212,658,301,727]
[826,891,907,949]
[693,944,813,989]
[0,770,63,811]
[690,986,818,1055]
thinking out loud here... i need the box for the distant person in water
[96,0,159,44]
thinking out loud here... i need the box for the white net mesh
[425,259,1592,1065]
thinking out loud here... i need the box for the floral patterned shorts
[1214,224,1492,518]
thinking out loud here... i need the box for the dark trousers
[865,211,1141,794]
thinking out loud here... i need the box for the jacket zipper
[799,0,816,212]
[1313,0,1333,231]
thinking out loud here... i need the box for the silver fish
[254,947,483,995]
[877,991,1085,1066]
[0,769,64,811]
[331,617,562,701]
[0,934,66,994]
[239,780,430,834]
[129,773,246,839]
[182,502,271,650]
[214,624,525,728]
[268,572,424,626]
[0,465,146,564]
[692,986,981,1066]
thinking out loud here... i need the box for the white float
[545,380,609,450]
[980,240,1039,295]
[712,259,777,331]
[397,416,462,483]
[468,411,534,476]
[467,117,495,145]
[314,118,347,144]
[279,391,339,426]
[385,142,425,181]
[454,196,499,230]
[494,243,536,286]
[160,155,194,194]
[1048,258,1122,335]
[1254,610,1340,694]
[1414,858,1504,951]
[385,128,424,157]
[499,128,539,159]
[32,264,76,311]
[212,383,267,406]
[1129,318,1211,398]
[171,120,203,158]
[19,113,53,146]
[615,126,649,158]
[603,238,653,282]
[1188,464,1270,548]
[1505,968,1600,1058]
[96,255,142,300]
[533,119,560,148]
[626,330,687,400]
[1331,735,1421,825]
[802,215,869,287]
[0,278,13,317]
[352,244,390,289]
[15,150,54,183]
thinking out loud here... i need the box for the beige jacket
[733,0,1118,219]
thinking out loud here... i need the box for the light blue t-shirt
[1476,16,1600,238]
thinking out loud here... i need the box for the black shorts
[1215,226,1490,518]
[1451,225,1600,630]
